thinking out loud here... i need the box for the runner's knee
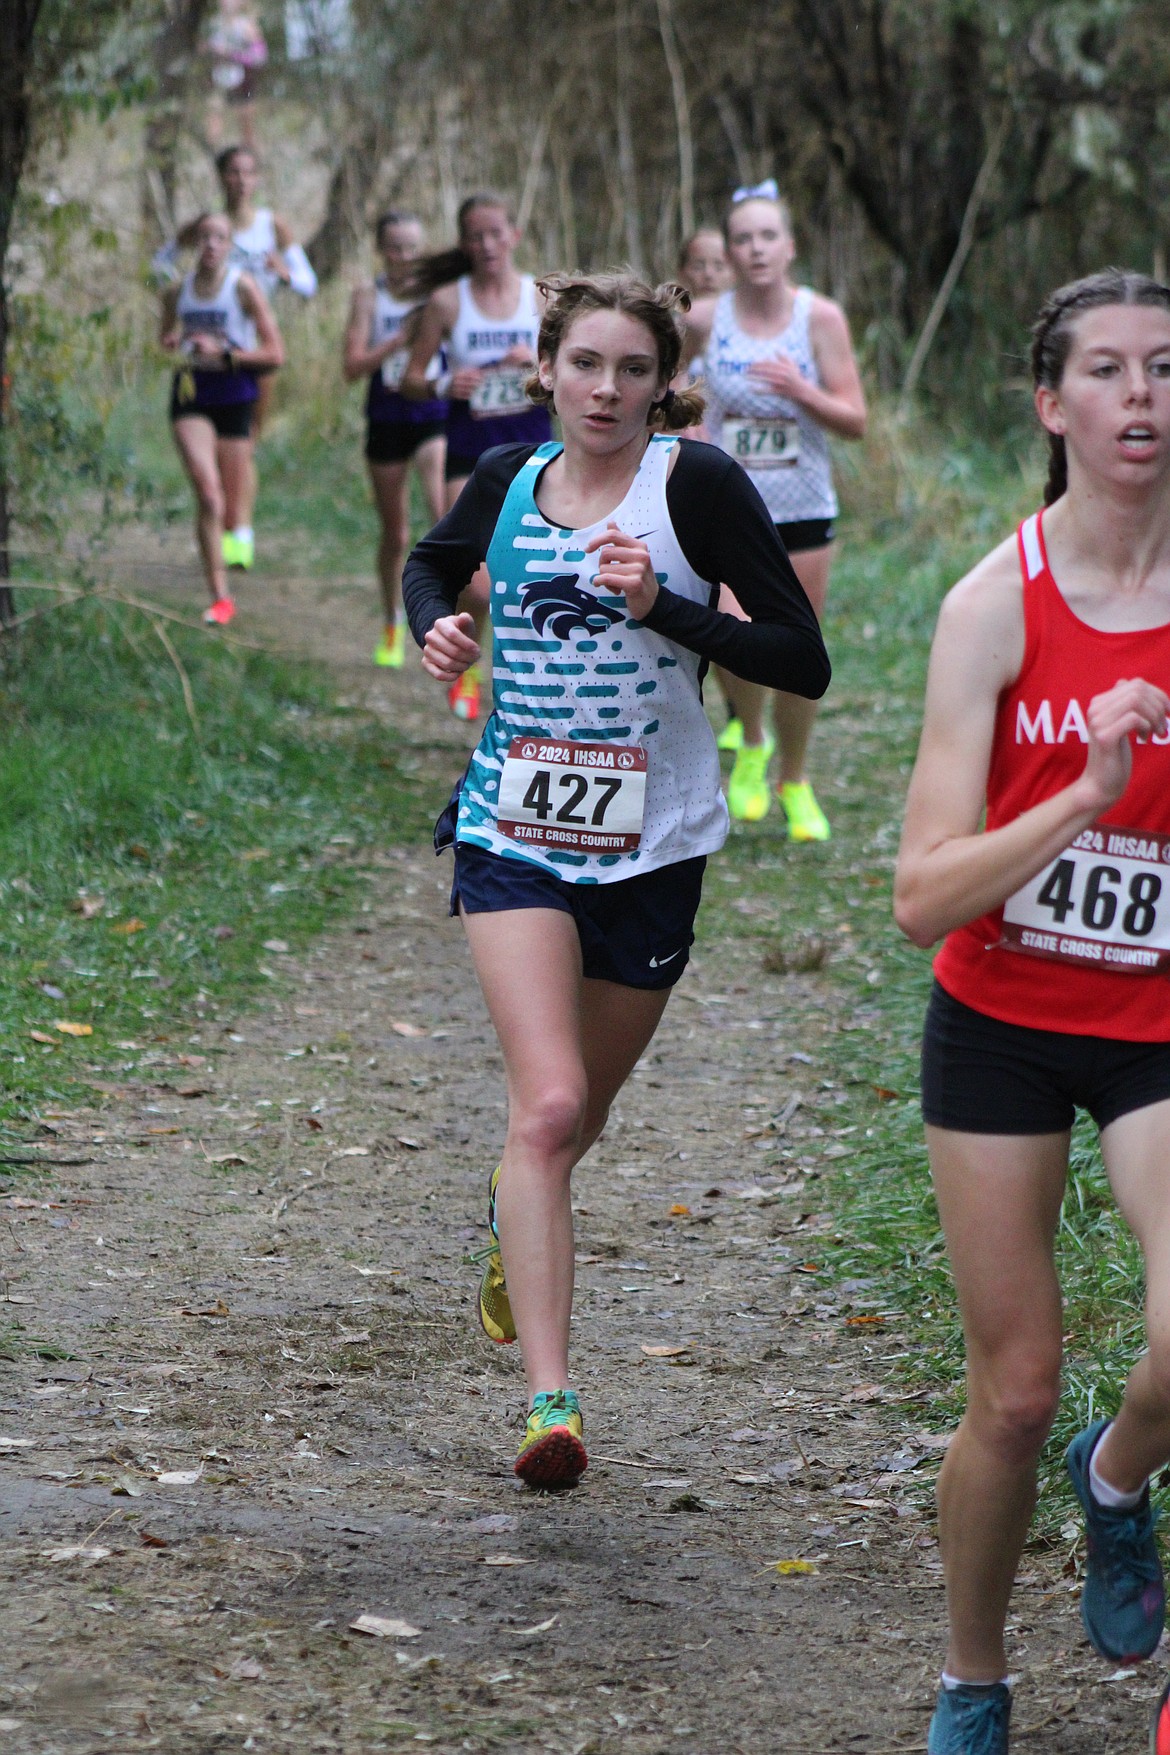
[511,1083,589,1162]
[969,1355,1061,1464]
[195,475,225,521]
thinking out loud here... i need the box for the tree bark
[306,121,383,283]
[656,0,694,243]
[613,0,645,273]
[142,0,212,246]
[0,0,44,627]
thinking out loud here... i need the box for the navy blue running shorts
[449,842,705,991]
[921,979,1170,1134]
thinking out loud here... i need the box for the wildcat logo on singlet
[518,575,626,641]
[1017,697,1170,745]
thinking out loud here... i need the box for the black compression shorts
[365,419,445,465]
[448,842,705,991]
[775,518,835,554]
[921,979,1170,1134]
[170,393,255,440]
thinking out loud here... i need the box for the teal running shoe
[927,1682,1011,1755]
[1066,1419,1165,1663]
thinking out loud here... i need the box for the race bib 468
[1000,824,1170,974]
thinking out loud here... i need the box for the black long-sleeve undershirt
[401,440,831,697]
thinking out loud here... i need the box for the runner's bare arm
[894,546,1170,947]
[748,297,866,439]
[402,288,457,400]
[342,285,401,381]
[236,276,285,371]
[677,295,715,376]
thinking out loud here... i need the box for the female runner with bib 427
[895,271,1170,1755]
[687,181,865,834]
[402,194,551,724]
[403,273,829,1489]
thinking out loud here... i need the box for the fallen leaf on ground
[845,1385,883,1404]
[773,1559,818,1576]
[156,1466,203,1486]
[517,1615,558,1636]
[390,1021,427,1038]
[845,1313,885,1327]
[212,925,235,940]
[203,1152,250,1167]
[139,1531,169,1548]
[872,1085,900,1101]
[480,1554,532,1567]
[111,919,147,936]
[395,1137,423,1151]
[0,1437,35,1451]
[640,1344,689,1358]
[262,939,289,953]
[70,896,105,918]
[305,1117,324,1132]
[178,1302,229,1319]
[229,1657,264,1680]
[54,1021,93,1038]
[43,1545,111,1564]
[176,1085,210,1099]
[336,1330,371,1345]
[29,1031,55,1045]
[334,1147,369,1157]
[669,1204,690,1217]
[349,1614,421,1639]
[111,1478,143,1498]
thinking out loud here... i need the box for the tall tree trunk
[0,0,44,628]
[613,0,644,273]
[656,0,694,244]
[306,121,382,283]
[142,0,211,246]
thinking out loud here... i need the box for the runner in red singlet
[895,270,1170,1755]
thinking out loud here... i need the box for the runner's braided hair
[1032,268,1170,505]
[527,271,705,432]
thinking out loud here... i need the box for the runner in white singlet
[343,211,447,669]
[402,193,551,724]
[401,272,829,1490]
[159,213,283,623]
[686,183,866,837]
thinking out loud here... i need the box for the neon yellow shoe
[728,738,774,822]
[514,1389,587,1488]
[717,716,744,753]
[221,532,241,568]
[469,1165,514,1345]
[373,623,406,668]
[779,781,831,843]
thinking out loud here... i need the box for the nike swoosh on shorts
[649,948,683,968]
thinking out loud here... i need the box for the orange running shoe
[448,665,482,722]
[202,598,236,626]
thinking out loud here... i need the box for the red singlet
[933,509,1170,1041]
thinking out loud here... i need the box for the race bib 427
[496,738,647,853]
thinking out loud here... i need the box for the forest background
[3,0,1170,1512]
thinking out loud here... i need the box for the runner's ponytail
[1031,268,1170,505]
[407,193,516,298]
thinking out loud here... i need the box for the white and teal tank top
[704,287,837,523]
[456,436,729,882]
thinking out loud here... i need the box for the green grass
[701,421,1149,1538]
[0,595,432,1134]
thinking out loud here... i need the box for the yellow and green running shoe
[468,1165,514,1345]
[514,1389,587,1489]
[717,715,744,754]
[778,780,830,843]
[727,737,774,822]
[373,623,406,668]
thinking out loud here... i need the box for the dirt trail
[0,555,1159,1752]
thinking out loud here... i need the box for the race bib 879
[1000,824,1170,974]
[496,738,647,854]
[721,416,800,469]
